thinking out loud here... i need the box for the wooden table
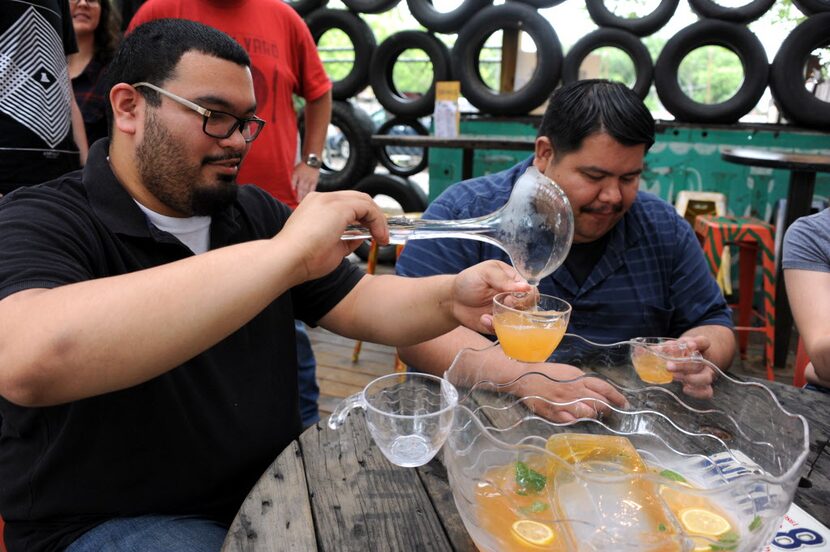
[721,147,830,368]
[222,377,830,551]
[371,134,536,181]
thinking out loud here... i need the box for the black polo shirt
[0,139,364,552]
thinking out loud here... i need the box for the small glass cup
[492,292,572,363]
[630,337,692,384]
[328,373,458,468]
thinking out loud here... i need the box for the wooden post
[500,28,519,93]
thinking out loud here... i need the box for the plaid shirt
[396,156,733,363]
[71,58,109,145]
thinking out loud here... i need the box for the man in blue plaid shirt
[396,80,735,418]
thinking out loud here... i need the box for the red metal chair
[693,215,777,381]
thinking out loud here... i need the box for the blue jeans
[296,321,319,428]
[65,515,227,552]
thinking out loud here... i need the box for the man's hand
[275,190,388,282]
[666,335,718,399]
[513,363,629,423]
[450,261,532,333]
[292,163,319,203]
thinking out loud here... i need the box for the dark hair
[105,19,250,132]
[538,80,655,158]
[93,0,122,64]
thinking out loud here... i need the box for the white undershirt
[135,201,212,255]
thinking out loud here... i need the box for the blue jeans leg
[295,321,319,428]
[65,515,227,552]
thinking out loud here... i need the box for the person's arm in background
[786,269,830,380]
[69,84,89,165]
[782,211,830,385]
[293,90,331,202]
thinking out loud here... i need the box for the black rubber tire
[305,9,376,100]
[508,0,569,9]
[342,0,401,13]
[654,20,768,124]
[370,31,452,118]
[451,3,562,116]
[792,0,830,14]
[299,100,376,192]
[562,28,653,99]
[406,0,493,34]
[770,13,830,129]
[586,0,679,37]
[374,117,430,177]
[688,0,775,23]
[287,0,327,16]
[353,175,428,263]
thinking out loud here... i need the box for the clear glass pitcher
[342,166,574,285]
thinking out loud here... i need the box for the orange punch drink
[493,292,571,363]
[630,337,691,385]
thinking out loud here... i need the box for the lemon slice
[680,508,731,537]
[512,520,555,546]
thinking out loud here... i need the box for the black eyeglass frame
[132,82,265,143]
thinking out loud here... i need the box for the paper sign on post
[434,81,460,138]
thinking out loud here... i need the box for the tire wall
[294,0,830,130]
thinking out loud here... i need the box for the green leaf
[659,469,687,483]
[518,500,550,515]
[710,531,739,550]
[749,516,762,532]
[658,523,667,532]
[515,461,547,493]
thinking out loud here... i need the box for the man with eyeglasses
[0,0,89,195]
[128,0,336,432]
[0,19,530,552]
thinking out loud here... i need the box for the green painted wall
[428,120,830,220]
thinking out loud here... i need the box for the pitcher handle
[327,392,365,430]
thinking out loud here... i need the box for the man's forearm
[399,326,497,377]
[322,274,458,347]
[0,239,303,407]
[301,90,332,161]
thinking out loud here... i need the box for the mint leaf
[518,500,550,515]
[515,461,547,493]
[658,523,667,532]
[659,469,687,483]
[749,516,762,532]
[710,531,739,550]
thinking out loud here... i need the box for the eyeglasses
[132,82,265,143]
[69,0,100,5]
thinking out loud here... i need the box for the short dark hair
[105,18,250,133]
[538,80,655,158]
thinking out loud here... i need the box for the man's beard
[136,110,239,216]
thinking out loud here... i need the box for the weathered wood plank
[417,458,478,551]
[300,414,454,551]
[222,441,317,552]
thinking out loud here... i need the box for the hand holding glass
[328,373,458,467]
[493,292,572,363]
[630,337,699,384]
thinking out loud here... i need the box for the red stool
[694,215,776,381]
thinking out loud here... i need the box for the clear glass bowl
[442,334,810,552]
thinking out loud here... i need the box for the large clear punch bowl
[442,334,810,551]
